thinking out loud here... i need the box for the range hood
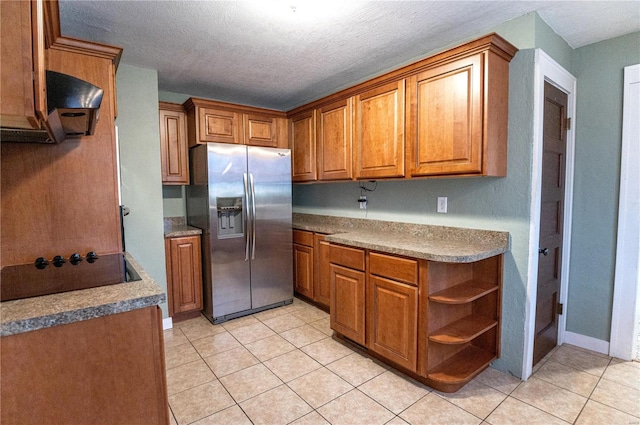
[1,71,104,144]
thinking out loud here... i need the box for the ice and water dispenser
[216,197,243,239]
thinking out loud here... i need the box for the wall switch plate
[437,197,447,213]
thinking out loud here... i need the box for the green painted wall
[567,31,640,341]
[116,64,169,318]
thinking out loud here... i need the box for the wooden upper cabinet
[317,99,352,180]
[159,102,189,185]
[0,0,46,130]
[244,113,277,147]
[184,98,287,148]
[353,80,406,179]
[198,107,242,146]
[290,110,317,182]
[407,49,511,177]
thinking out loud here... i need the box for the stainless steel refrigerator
[186,142,293,324]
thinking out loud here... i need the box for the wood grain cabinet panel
[368,275,418,371]
[353,80,405,179]
[317,99,352,180]
[290,110,317,182]
[165,235,203,317]
[407,49,511,177]
[185,98,287,149]
[2,37,123,266]
[159,102,189,185]
[330,263,366,345]
[426,255,503,392]
[244,113,278,147]
[293,231,314,299]
[314,234,331,308]
[0,306,169,424]
[199,107,242,145]
[0,0,46,131]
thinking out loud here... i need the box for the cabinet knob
[53,255,66,267]
[538,248,549,256]
[34,257,49,269]
[70,253,82,265]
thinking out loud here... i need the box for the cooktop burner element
[1,253,141,302]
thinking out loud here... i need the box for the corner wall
[116,64,169,318]
[567,31,640,341]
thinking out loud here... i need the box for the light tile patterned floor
[165,297,640,425]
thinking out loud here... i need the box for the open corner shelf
[427,345,496,392]
[429,315,498,344]
[429,280,498,304]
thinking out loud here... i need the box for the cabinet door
[330,264,365,345]
[314,234,331,308]
[294,243,314,299]
[353,80,405,179]
[317,99,352,180]
[407,54,483,176]
[368,275,418,371]
[159,104,189,185]
[0,0,45,130]
[244,113,278,147]
[198,107,242,144]
[166,236,203,315]
[290,110,317,181]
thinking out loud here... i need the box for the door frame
[609,64,640,360]
[522,50,577,380]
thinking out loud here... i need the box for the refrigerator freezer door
[248,146,293,309]
[207,143,252,318]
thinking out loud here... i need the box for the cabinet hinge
[566,117,571,131]
[557,303,564,315]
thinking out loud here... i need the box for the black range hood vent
[0,70,104,144]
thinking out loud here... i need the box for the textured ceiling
[59,1,640,111]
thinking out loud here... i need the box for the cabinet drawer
[369,252,418,285]
[329,244,365,271]
[293,230,314,247]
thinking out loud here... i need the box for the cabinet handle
[538,248,549,256]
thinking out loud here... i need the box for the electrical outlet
[358,195,367,210]
[437,197,447,213]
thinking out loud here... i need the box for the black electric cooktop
[1,253,141,302]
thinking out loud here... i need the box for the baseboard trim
[564,331,609,355]
[162,317,173,330]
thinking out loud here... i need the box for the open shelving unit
[426,255,503,393]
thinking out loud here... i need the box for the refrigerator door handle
[243,172,250,261]
[249,173,257,260]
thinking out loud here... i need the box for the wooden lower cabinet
[0,306,169,424]
[330,263,366,345]
[314,234,331,307]
[426,255,502,392]
[329,243,503,393]
[293,242,314,299]
[293,230,331,309]
[165,235,203,320]
[368,275,418,371]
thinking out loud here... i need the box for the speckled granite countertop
[164,216,202,238]
[293,213,509,263]
[0,253,166,337]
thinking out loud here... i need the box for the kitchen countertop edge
[164,224,203,238]
[293,213,509,263]
[0,253,166,337]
